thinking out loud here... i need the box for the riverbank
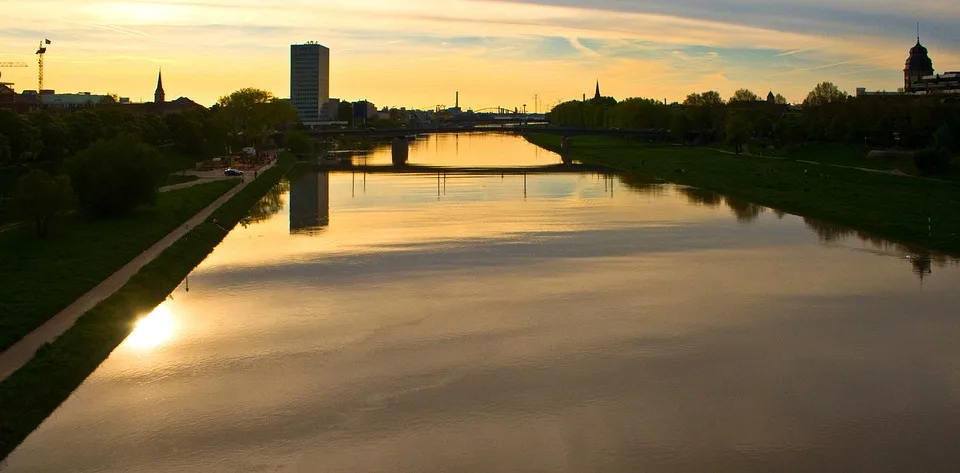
[0,154,295,461]
[525,133,960,256]
[0,179,239,352]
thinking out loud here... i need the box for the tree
[29,111,71,163]
[65,135,164,216]
[726,112,751,154]
[914,147,951,175]
[285,130,315,154]
[728,89,760,103]
[141,113,171,147]
[217,88,278,150]
[684,91,723,106]
[804,82,848,106]
[0,133,10,164]
[13,169,74,238]
[933,124,955,152]
[774,94,788,105]
[264,98,299,130]
[165,112,205,155]
[63,110,105,153]
[0,109,41,163]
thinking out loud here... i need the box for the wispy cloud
[567,37,601,57]
[0,0,956,107]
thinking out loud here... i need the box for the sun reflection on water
[125,303,176,350]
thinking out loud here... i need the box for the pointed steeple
[594,80,601,100]
[154,68,165,104]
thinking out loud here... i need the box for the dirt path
[0,160,276,382]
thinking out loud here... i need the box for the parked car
[224,168,244,176]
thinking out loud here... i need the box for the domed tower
[904,37,934,92]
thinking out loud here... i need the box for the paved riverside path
[0,161,275,383]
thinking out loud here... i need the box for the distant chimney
[456,91,459,109]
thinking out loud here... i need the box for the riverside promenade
[0,160,276,382]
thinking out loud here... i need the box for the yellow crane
[36,39,51,91]
[0,62,28,84]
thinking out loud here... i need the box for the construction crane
[36,38,51,91]
[0,62,28,83]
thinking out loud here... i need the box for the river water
[5,133,960,472]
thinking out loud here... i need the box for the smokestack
[456,91,459,109]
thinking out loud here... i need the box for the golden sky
[1,0,958,109]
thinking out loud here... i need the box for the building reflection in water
[289,171,330,236]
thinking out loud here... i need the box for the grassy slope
[0,179,238,352]
[758,142,960,181]
[527,133,960,255]
[0,154,295,461]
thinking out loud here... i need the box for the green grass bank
[526,133,960,256]
[0,154,295,461]
[0,179,239,352]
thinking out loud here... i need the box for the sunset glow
[1,0,957,107]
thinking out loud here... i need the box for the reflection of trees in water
[773,209,787,220]
[724,196,766,223]
[803,217,957,282]
[617,173,667,196]
[241,179,291,227]
[676,187,723,207]
[803,217,855,243]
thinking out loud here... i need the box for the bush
[65,135,164,216]
[913,147,952,176]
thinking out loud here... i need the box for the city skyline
[1,0,958,109]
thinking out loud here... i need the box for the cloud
[0,0,957,106]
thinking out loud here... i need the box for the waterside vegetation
[0,153,295,462]
[525,133,960,256]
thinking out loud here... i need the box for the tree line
[0,88,298,166]
[549,82,958,169]
[1,87,299,237]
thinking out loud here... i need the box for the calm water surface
[5,133,960,472]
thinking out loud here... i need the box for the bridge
[314,163,617,176]
[292,126,669,140]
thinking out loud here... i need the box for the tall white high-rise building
[290,42,330,124]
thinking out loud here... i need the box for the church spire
[594,80,601,100]
[154,68,165,104]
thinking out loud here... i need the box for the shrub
[65,135,164,216]
[913,147,952,176]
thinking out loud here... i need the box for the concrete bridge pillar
[392,137,409,165]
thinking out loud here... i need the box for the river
[4,133,960,472]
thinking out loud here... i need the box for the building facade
[904,38,935,92]
[290,42,330,124]
[858,35,960,96]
